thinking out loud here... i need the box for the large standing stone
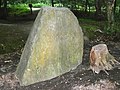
[15,7,83,86]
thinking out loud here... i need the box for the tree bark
[95,0,102,16]
[0,0,1,8]
[3,0,7,19]
[88,5,90,12]
[114,0,117,14]
[51,0,54,7]
[85,0,89,12]
[105,0,116,31]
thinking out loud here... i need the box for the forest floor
[0,10,120,90]
[0,40,120,90]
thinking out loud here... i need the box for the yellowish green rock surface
[15,7,83,86]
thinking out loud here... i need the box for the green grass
[78,18,104,39]
[79,18,120,41]
[0,24,29,54]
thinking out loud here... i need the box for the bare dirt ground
[0,40,120,90]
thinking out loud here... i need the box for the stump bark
[90,44,120,75]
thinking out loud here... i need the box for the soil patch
[0,40,120,90]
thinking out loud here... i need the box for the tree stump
[90,44,120,75]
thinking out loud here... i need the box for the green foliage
[8,4,29,16]
[115,13,120,21]
[21,0,40,3]
[32,3,49,8]
[79,18,120,41]
[21,0,50,4]
[7,3,49,16]
[116,0,120,6]
[104,22,120,34]
[79,18,100,39]
[8,0,21,5]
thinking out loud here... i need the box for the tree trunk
[3,0,7,10]
[85,0,89,12]
[114,0,117,14]
[51,0,54,7]
[0,0,1,8]
[90,44,120,75]
[89,5,90,12]
[95,0,102,16]
[106,0,116,31]
[3,0,7,19]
